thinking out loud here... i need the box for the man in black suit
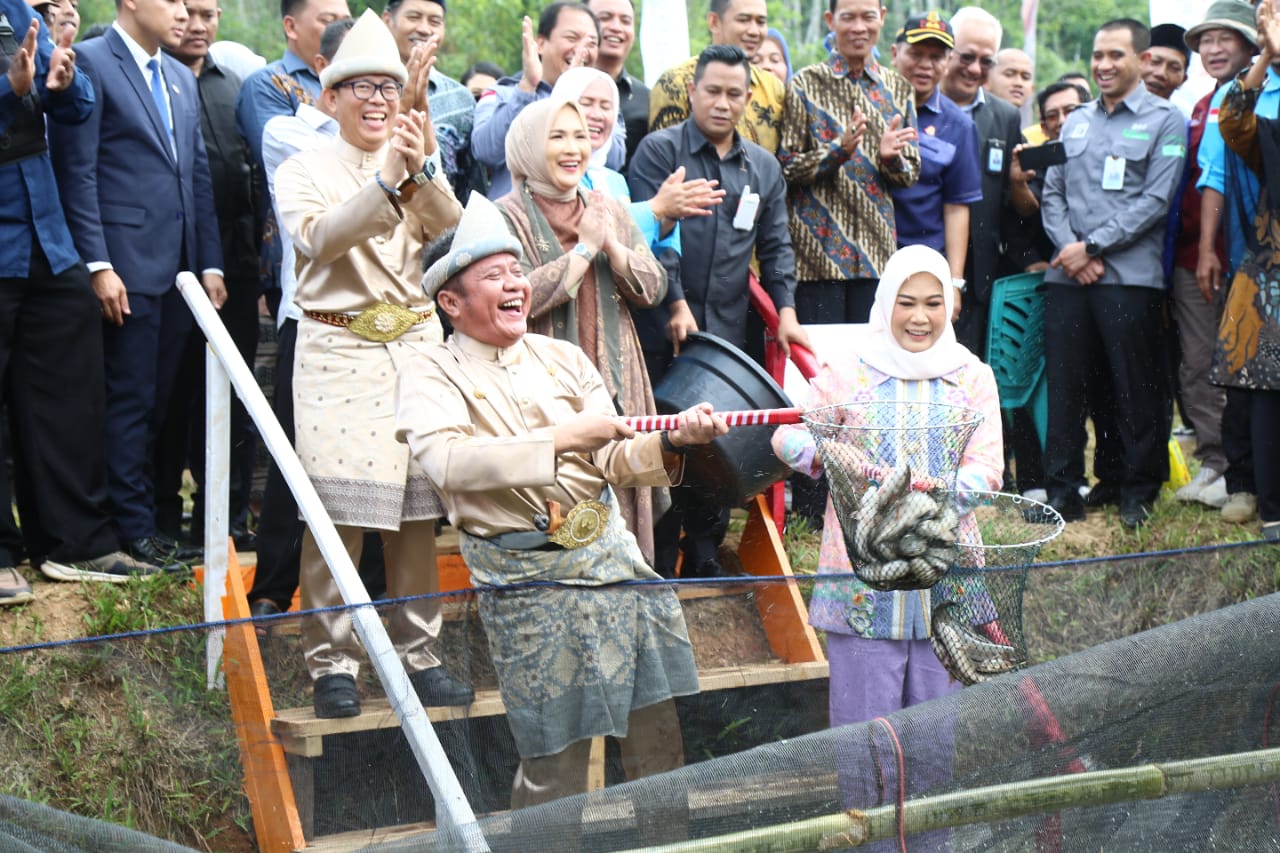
[158,0,259,551]
[940,5,1035,355]
[49,0,225,567]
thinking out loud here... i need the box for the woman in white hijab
[772,245,1004,727]
[552,67,724,256]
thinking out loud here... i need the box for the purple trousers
[827,633,959,728]
[829,634,959,851]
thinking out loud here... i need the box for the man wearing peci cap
[1142,23,1189,103]
[1170,1,1260,513]
[396,193,727,808]
[272,9,465,718]
[889,11,982,304]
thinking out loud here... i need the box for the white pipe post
[175,273,488,851]
[204,351,231,690]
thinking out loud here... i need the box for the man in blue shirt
[472,1,624,198]
[235,0,349,169]
[0,3,160,593]
[381,0,477,196]
[889,12,982,292]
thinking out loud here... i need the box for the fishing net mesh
[804,402,984,591]
[0,542,1277,852]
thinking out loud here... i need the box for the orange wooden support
[220,542,307,852]
[437,552,473,593]
[737,495,825,664]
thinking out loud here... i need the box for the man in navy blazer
[49,0,224,567]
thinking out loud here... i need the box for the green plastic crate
[985,272,1047,447]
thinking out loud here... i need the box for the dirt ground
[0,570,100,648]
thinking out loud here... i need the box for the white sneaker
[1196,476,1229,508]
[1174,467,1222,502]
[1222,492,1259,524]
[1022,488,1048,504]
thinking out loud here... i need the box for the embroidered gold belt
[305,302,435,342]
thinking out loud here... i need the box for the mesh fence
[0,541,1277,852]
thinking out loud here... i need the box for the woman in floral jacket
[772,245,1003,727]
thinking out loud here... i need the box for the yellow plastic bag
[1164,438,1191,492]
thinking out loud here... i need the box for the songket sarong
[461,501,699,758]
[294,318,444,529]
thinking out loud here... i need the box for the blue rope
[0,538,1271,656]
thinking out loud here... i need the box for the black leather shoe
[231,523,258,552]
[409,666,475,707]
[250,599,282,618]
[1119,498,1152,530]
[125,536,189,573]
[1047,494,1085,523]
[1083,482,1122,509]
[314,674,361,718]
[249,599,281,638]
[154,533,202,563]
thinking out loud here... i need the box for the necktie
[147,58,175,158]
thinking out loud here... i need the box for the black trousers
[0,249,118,563]
[154,273,260,540]
[794,278,876,326]
[1044,284,1170,505]
[1251,390,1280,522]
[248,318,305,607]
[1223,387,1255,494]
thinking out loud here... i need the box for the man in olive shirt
[648,0,785,153]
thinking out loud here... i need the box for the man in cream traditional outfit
[395,193,727,807]
[273,9,465,718]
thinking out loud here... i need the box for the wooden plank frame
[226,493,823,850]
[221,542,306,852]
[737,494,825,664]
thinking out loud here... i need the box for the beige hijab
[505,97,588,203]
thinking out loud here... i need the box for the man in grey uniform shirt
[1041,18,1186,529]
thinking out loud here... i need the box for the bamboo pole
[622,747,1280,852]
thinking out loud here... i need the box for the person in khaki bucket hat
[1167,0,1260,522]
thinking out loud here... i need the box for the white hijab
[853,245,976,381]
[552,66,621,170]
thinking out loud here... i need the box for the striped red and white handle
[622,407,804,431]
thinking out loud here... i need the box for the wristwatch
[397,159,437,199]
[1084,237,1102,258]
[572,243,597,262]
[951,277,967,292]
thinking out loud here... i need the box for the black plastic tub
[651,332,793,506]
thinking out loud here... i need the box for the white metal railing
[176,272,489,851]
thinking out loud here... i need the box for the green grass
[0,578,252,851]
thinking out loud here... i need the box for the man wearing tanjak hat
[395,193,728,807]
[273,8,466,718]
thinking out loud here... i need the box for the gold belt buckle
[348,302,431,342]
[547,499,609,550]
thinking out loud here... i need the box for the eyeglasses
[955,52,996,71]
[1042,104,1080,121]
[337,79,405,101]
